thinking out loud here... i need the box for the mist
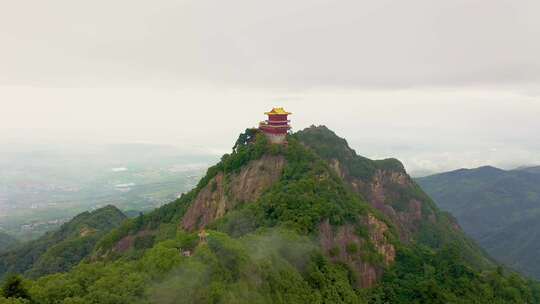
[1,0,540,174]
[1,86,538,175]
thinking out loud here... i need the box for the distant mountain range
[517,165,540,174]
[417,165,540,279]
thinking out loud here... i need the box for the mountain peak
[426,165,506,179]
[295,125,405,179]
[476,165,504,172]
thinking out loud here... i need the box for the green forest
[417,166,540,279]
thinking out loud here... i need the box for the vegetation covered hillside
[0,232,18,253]
[295,126,492,269]
[0,205,126,279]
[1,127,539,304]
[417,166,540,279]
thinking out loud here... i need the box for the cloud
[1,0,539,89]
[1,0,539,173]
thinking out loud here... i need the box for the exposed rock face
[319,214,395,288]
[79,227,96,237]
[366,214,396,266]
[330,159,433,242]
[181,155,286,231]
[114,230,153,253]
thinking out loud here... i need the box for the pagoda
[259,107,292,144]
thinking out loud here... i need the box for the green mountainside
[0,205,126,279]
[0,232,18,253]
[417,166,540,279]
[1,127,539,304]
[294,126,492,269]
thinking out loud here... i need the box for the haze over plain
[1,0,539,174]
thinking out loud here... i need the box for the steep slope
[480,217,540,275]
[97,128,492,282]
[0,232,18,252]
[96,130,397,288]
[3,127,539,304]
[295,126,492,268]
[181,154,286,231]
[0,205,126,279]
[417,166,540,278]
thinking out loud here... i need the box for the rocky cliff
[96,126,493,290]
[176,128,403,287]
[181,155,286,231]
[319,213,395,288]
[295,126,492,269]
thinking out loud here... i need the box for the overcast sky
[1,0,539,175]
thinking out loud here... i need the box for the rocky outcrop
[181,155,286,231]
[114,230,154,253]
[366,214,396,266]
[330,159,434,242]
[319,214,395,288]
[79,227,96,237]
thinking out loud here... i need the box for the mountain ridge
[95,126,494,285]
[294,126,492,268]
[1,126,538,303]
[0,205,127,279]
[417,165,540,279]
[515,165,540,174]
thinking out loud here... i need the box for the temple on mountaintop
[259,107,292,144]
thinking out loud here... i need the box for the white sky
[1,0,539,175]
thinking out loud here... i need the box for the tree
[1,275,31,300]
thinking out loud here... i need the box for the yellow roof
[265,107,292,115]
